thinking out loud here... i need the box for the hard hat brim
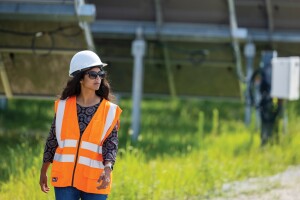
[87,61,108,68]
[69,63,108,77]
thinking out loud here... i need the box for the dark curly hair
[60,68,115,101]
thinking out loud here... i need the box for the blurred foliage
[1,98,300,199]
[0,99,54,132]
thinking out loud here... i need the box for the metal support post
[227,0,247,103]
[131,28,146,141]
[227,0,246,83]
[75,0,96,51]
[163,45,177,98]
[81,22,96,51]
[0,98,7,110]
[244,41,256,125]
[155,0,177,99]
[265,0,274,47]
[282,100,288,134]
[0,54,13,99]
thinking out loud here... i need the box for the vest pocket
[84,167,102,180]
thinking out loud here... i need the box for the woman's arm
[40,162,51,193]
[43,116,58,163]
[102,124,119,166]
[97,124,119,190]
[40,115,58,193]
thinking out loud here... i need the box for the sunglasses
[85,71,106,79]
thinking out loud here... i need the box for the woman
[39,50,122,200]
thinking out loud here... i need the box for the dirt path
[213,166,300,200]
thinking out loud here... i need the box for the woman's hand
[97,167,112,190]
[39,162,50,193]
[39,172,50,193]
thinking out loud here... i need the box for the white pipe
[131,28,146,141]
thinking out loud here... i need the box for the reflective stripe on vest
[54,153,75,162]
[81,141,102,154]
[101,103,117,143]
[78,156,104,169]
[55,99,79,148]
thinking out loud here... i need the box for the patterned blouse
[43,101,119,165]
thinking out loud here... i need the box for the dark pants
[54,186,108,200]
[261,122,273,146]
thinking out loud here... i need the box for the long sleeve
[43,115,58,163]
[102,125,119,165]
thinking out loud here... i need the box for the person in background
[39,50,122,200]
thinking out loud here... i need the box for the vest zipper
[71,134,83,186]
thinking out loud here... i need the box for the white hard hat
[69,50,107,77]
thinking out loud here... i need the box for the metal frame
[0,0,74,4]
[0,47,81,54]
[0,1,95,22]
[2,0,300,102]
[91,20,300,43]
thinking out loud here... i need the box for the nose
[95,75,101,80]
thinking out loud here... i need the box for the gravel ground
[212,166,300,200]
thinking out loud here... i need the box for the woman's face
[80,67,104,92]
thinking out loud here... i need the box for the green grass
[1,98,300,199]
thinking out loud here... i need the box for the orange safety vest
[50,96,122,194]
